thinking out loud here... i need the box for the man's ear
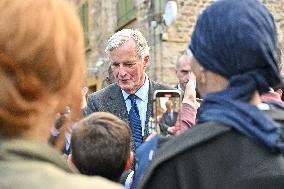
[67,154,80,173]
[124,151,134,171]
[143,55,150,68]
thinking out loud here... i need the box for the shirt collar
[122,75,149,102]
[177,83,184,91]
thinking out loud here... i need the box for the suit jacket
[84,80,172,140]
[139,108,284,189]
[159,111,178,135]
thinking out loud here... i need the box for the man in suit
[159,100,178,136]
[176,53,201,98]
[84,29,171,148]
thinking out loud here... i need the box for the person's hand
[48,106,71,146]
[54,105,71,130]
[54,114,68,130]
[167,127,175,134]
[145,131,157,142]
[182,80,200,109]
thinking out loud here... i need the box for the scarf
[189,0,284,152]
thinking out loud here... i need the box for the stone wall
[77,0,284,90]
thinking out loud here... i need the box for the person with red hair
[0,0,122,188]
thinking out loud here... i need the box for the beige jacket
[0,138,123,189]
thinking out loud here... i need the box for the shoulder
[149,79,174,91]
[139,120,284,189]
[0,157,123,189]
[84,84,122,116]
[44,167,123,189]
[44,165,122,188]
[138,122,231,188]
[156,121,231,159]
[87,84,120,100]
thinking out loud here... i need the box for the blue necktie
[168,112,172,121]
[128,94,143,149]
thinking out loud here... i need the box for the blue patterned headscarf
[189,0,284,152]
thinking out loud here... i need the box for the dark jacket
[138,108,284,189]
[159,111,178,135]
[84,80,172,140]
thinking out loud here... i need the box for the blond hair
[0,0,85,137]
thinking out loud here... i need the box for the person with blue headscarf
[138,0,284,188]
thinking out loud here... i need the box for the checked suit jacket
[83,80,172,140]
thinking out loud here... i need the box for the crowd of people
[1,0,284,188]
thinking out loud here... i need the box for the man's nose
[118,66,127,76]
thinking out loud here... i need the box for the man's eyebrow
[124,61,137,64]
[111,60,136,64]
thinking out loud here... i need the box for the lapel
[107,84,129,124]
[144,80,173,139]
[146,80,162,124]
[104,82,156,135]
[144,80,156,138]
[173,112,178,124]
[164,113,172,124]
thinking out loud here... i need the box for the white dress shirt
[122,75,149,136]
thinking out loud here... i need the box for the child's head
[69,112,132,182]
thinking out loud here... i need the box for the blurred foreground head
[189,0,280,98]
[189,0,284,151]
[0,0,85,140]
[71,112,132,182]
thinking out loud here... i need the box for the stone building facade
[70,0,284,92]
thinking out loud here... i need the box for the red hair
[0,0,85,137]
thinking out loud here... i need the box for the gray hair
[176,52,192,69]
[105,29,150,59]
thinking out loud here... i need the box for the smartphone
[150,90,182,136]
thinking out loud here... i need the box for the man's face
[110,39,149,94]
[176,55,196,91]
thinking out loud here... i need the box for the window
[79,1,89,47]
[117,0,136,29]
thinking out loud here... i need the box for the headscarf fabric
[189,0,284,152]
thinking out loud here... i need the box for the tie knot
[128,94,136,103]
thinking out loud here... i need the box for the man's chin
[119,84,132,93]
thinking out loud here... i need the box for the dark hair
[106,65,115,85]
[71,112,131,181]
